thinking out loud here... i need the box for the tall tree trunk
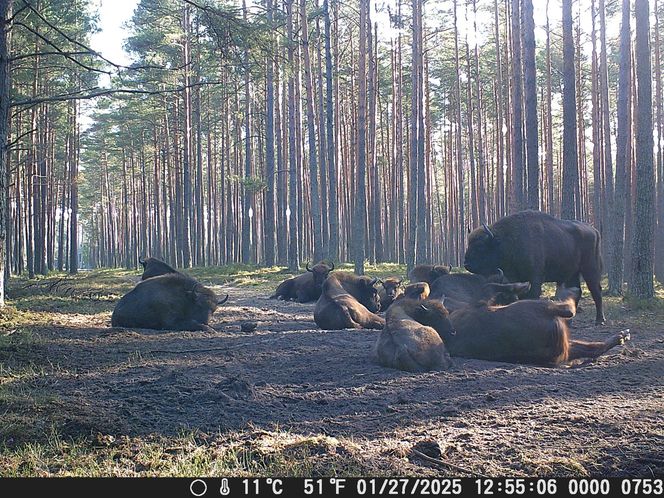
[629,0,655,298]
[300,0,323,263]
[522,0,538,210]
[241,0,253,264]
[608,0,632,295]
[561,0,579,220]
[511,0,525,212]
[354,0,368,274]
[264,0,276,266]
[545,0,555,215]
[0,0,10,305]
[324,0,338,264]
[654,0,664,282]
[415,0,426,262]
[286,0,299,272]
[599,0,614,236]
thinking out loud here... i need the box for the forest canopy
[0,0,662,304]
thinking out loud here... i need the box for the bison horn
[496,268,504,280]
[369,277,378,286]
[306,262,313,272]
[440,294,446,306]
[139,255,146,266]
[218,294,230,305]
[420,304,429,311]
[482,222,495,239]
[328,261,335,271]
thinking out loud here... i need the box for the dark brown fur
[429,273,531,312]
[139,256,180,280]
[270,261,334,303]
[446,288,629,366]
[464,210,606,324]
[314,272,384,330]
[373,292,454,373]
[378,278,403,311]
[408,264,452,284]
[111,273,229,332]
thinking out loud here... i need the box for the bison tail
[550,318,570,365]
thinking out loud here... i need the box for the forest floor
[0,264,663,477]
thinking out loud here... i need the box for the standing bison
[111,273,229,332]
[446,287,629,366]
[314,272,384,330]
[464,210,606,324]
[373,283,454,373]
[270,261,334,303]
[139,256,179,280]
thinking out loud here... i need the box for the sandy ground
[2,281,664,476]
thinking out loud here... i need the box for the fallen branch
[409,448,479,476]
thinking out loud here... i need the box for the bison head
[380,278,403,300]
[414,299,456,342]
[188,284,229,315]
[464,223,502,276]
[356,276,381,313]
[307,260,334,286]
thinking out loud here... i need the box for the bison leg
[567,329,630,361]
[582,272,606,325]
[524,280,543,300]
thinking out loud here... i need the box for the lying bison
[428,271,531,312]
[446,287,629,366]
[270,261,334,303]
[139,256,180,280]
[373,283,454,373]
[314,272,384,330]
[400,282,430,300]
[408,264,452,284]
[378,278,403,311]
[464,210,606,324]
[111,273,229,332]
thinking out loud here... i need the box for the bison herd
[111,210,630,371]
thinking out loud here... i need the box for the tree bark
[629,0,655,298]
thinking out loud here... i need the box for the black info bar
[1,477,662,497]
